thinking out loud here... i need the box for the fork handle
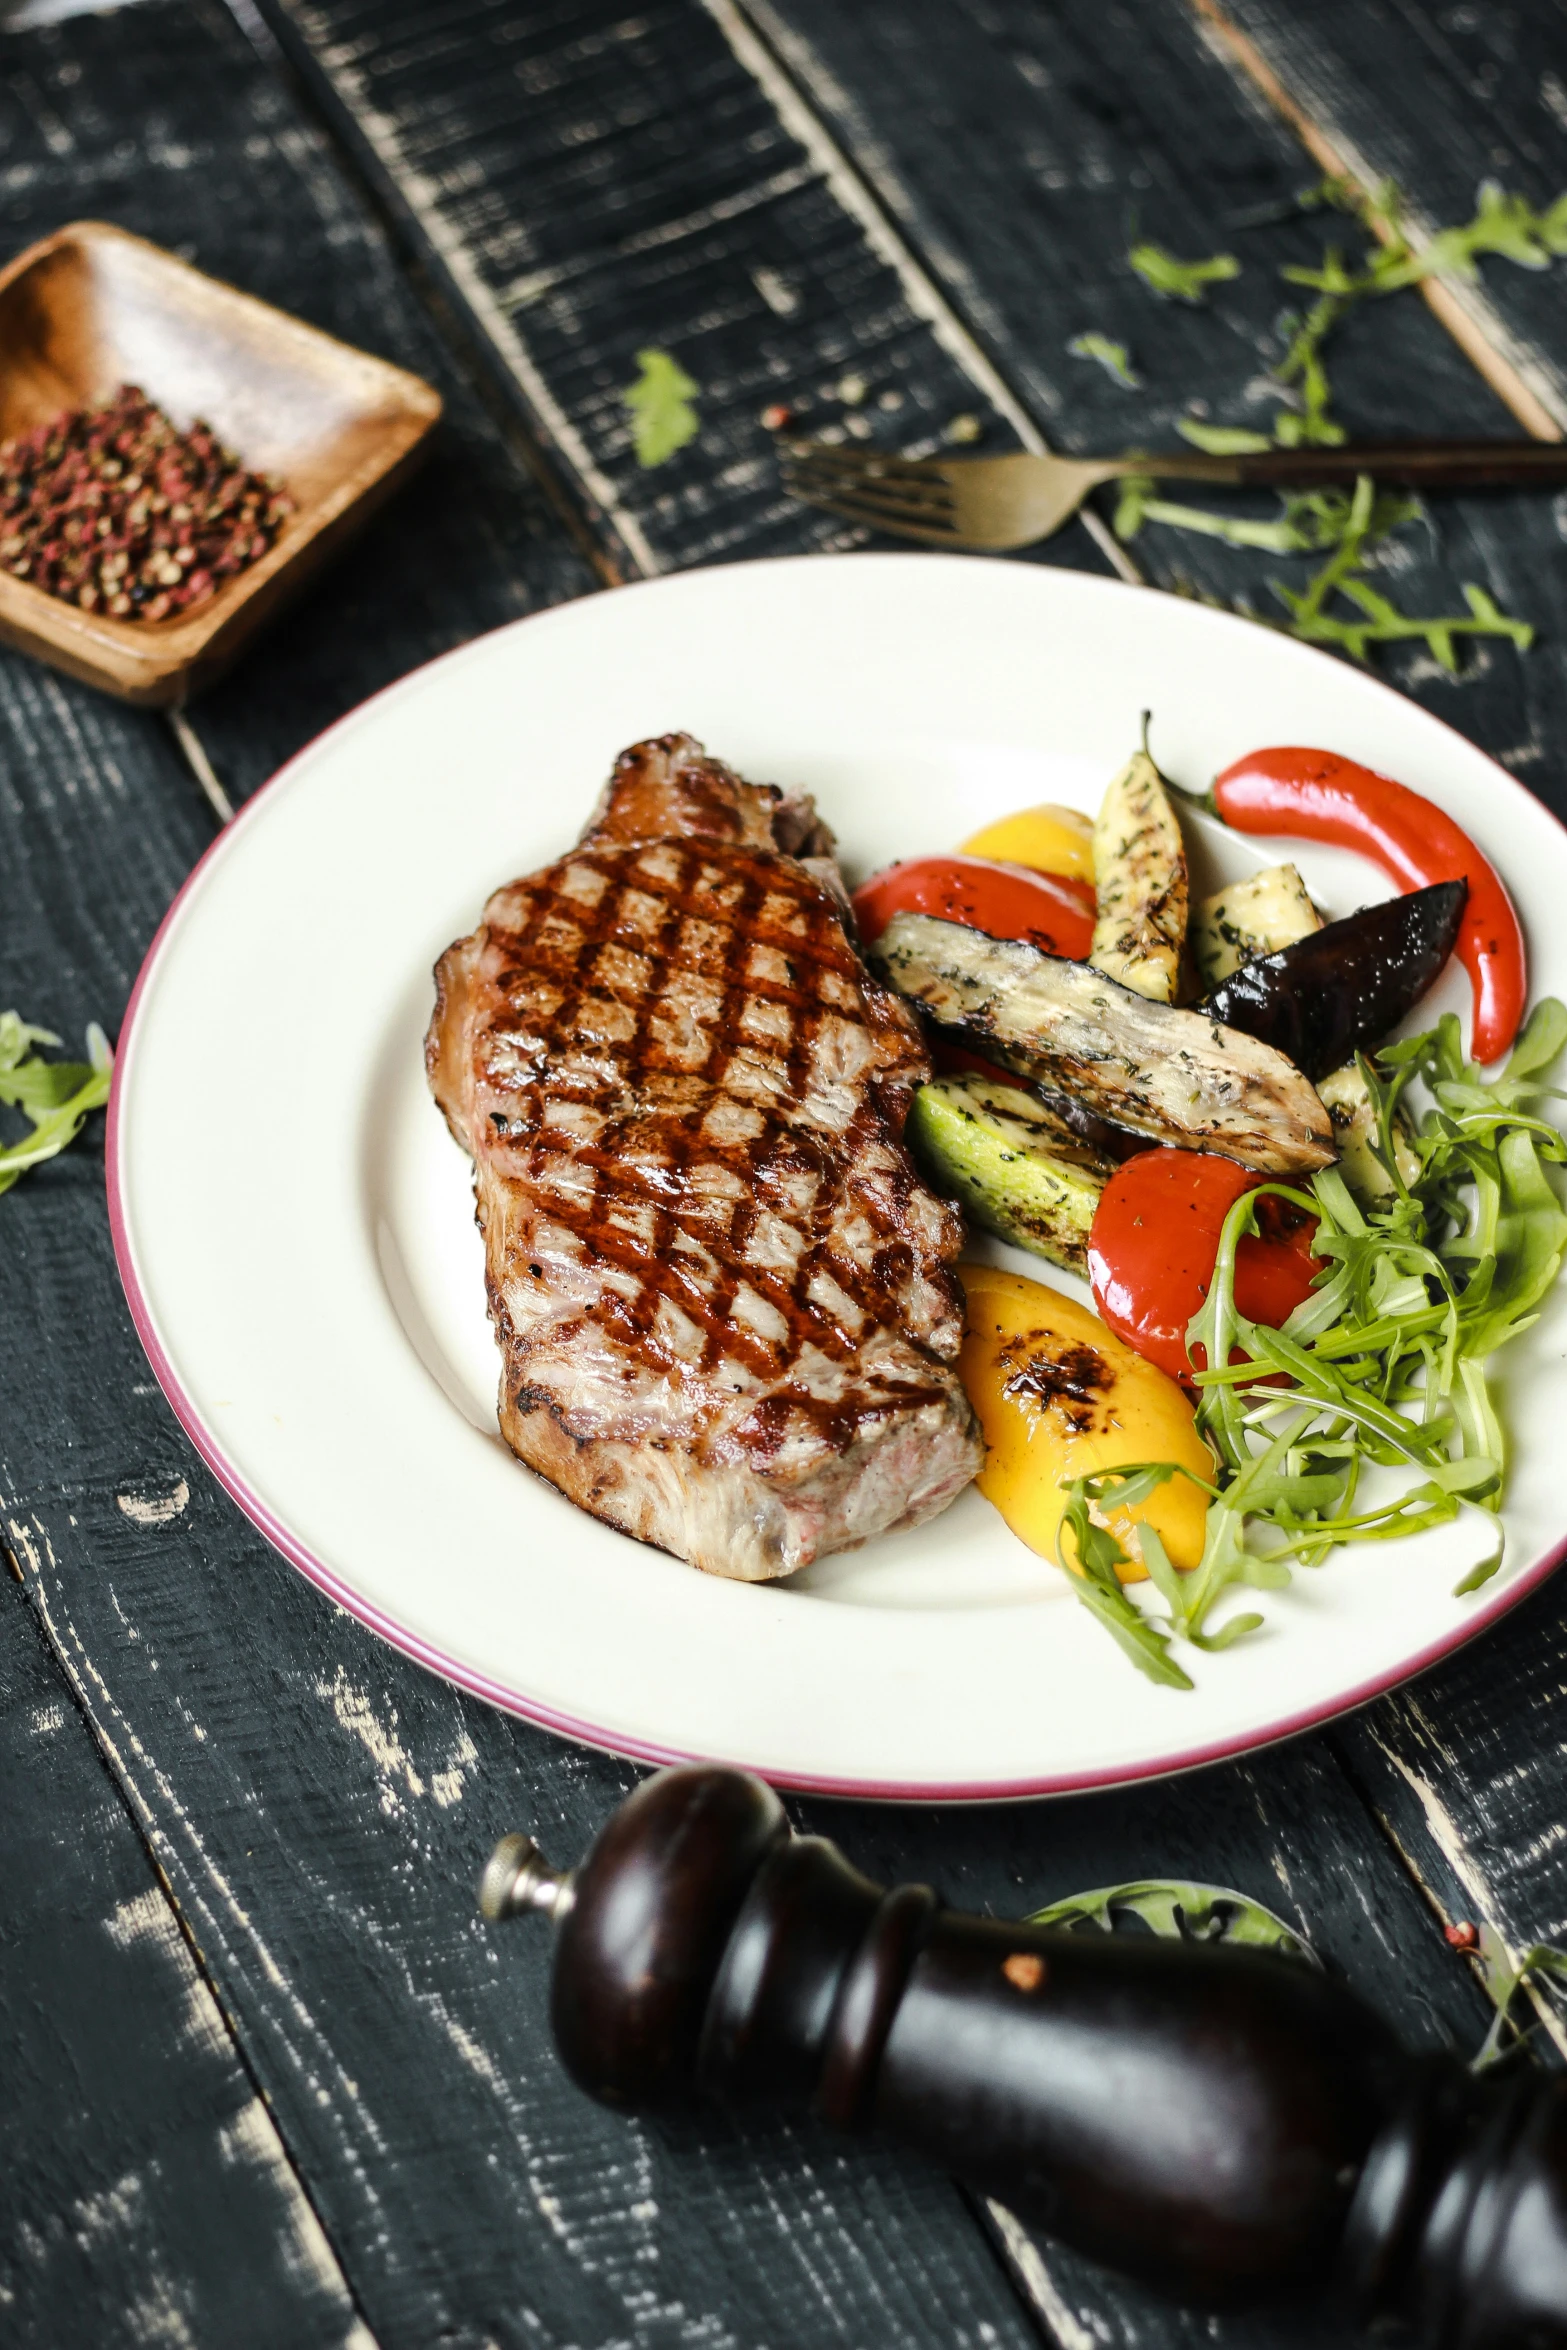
[1134,440,1567,490]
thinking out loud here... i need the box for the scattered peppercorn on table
[5,4,1567,2347]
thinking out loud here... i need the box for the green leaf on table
[623,348,700,468]
[0,1015,112,1197]
[1066,332,1141,387]
[1127,242,1240,303]
[1028,1878,1314,1962]
[1175,418,1273,453]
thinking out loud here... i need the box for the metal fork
[781,437,1567,551]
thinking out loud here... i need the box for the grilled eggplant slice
[1090,747,1188,1002]
[871,912,1334,1174]
[908,1074,1110,1269]
[1192,863,1319,986]
[1198,880,1466,1083]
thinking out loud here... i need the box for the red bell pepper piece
[1088,1149,1323,1384]
[851,854,1095,961]
[1207,747,1525,1063]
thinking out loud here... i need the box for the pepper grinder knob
[478,1833,576,1924]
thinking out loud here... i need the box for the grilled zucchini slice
[1317,1064,1420,1199]
[908,1074,1109,1270]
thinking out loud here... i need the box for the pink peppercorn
[0,384,294,625]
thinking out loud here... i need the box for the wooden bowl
[0,222,442,705]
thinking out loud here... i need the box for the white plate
[109,554,1567,1798]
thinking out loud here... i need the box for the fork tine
[785,484,963,543]
[782,460,957,521]
[782,441,952,492]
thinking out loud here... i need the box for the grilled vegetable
[908,1074,1109,1270]
[932,1039,1151,1164]
[1198,879,1466,1083]
[961,802,1095,884]
[958,1264,1214,1581]
[869,912,1335,1174]
[1317,1063,1420,1199]
[1208,745,1526,1063]
[1087,1149,1323,1383]
[1090,747,1188,1002]
[1191,863,1319,986]
[852,854,1093,959]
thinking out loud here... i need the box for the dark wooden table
[5,1,1567,2341]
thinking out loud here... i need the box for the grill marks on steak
[426,733,982,1581]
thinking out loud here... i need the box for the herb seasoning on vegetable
[1201,746,1526,1063]
[861,727,1567,1683]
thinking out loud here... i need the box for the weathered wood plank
[1204,0,1567,429]
[0,6,1051,2345]
[0,5,1539,2348]
[257,0,1127,581]
[742,0,1567,817]
[0,1574,370,2348]
[0,0,597,809]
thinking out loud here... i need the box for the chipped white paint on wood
[1188,0,1567,439]
[9,1515,407,2269]
[292,2,658,577]
[116,1478,191,1527]
[65,1816,377,2346]
[983,2201,1105,2350]
[713,0,1143,585]
[1366,1711,1567,2065]
[314,1664,477,1810]
[167,714,235,826]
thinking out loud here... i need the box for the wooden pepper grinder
[480,1764,1567,2343]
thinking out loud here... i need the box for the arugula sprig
[1055,1463,1200,1688]
[0,1010,112,1195]
[1128,244,1240,304]
[1068,332,1141,388]
[1028,1876,1312,1960]
[1054,1005,1567,1682]
[1108,176,1561,668]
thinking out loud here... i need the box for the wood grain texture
[0,1569,370,2348]
[256,0,1125,582]
[1208,0,1567,428]
[0,0,596,803]
[0,6,1050,2346]
[0,4,1556,2347]
[742,0,1567,819]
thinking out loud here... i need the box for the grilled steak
[426,733,983,1581]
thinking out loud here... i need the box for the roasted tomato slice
[851,854,1095,961]
[1087,1148,1322,1383]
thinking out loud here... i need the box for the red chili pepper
[1207,747,1525,1064]
[851,855,1095,961]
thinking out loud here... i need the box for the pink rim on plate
[106,562,1567,1800]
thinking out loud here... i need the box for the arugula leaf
[0,1015,112,1196]
[1028,1878,1313,1961]
[1054,1464,1201,1688]
[1182,1009,1567,1630]
[1067,332,1141,387]
[1175,418,1273,454]
[1127,243,1240,303]
[623,348,700,468]
[1265,473,1531,670]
